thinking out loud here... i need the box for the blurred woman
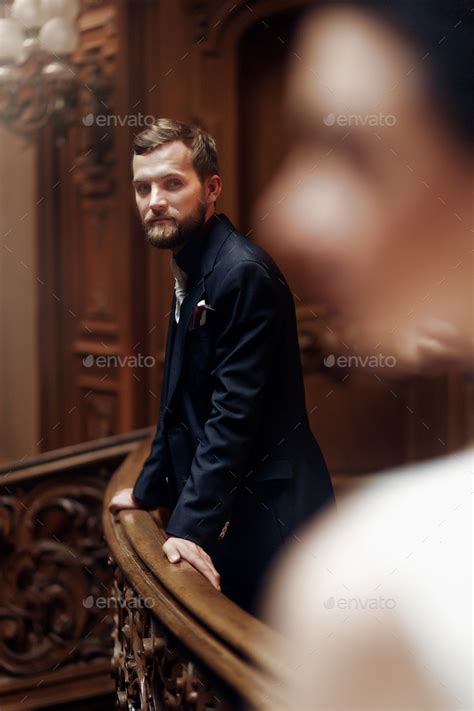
[256,1,473,708]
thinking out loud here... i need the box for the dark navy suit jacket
[133,214,334,610]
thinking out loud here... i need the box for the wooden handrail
[104,441,295,709]
[0,426,154,478]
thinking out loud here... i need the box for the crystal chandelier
[0,0,80,134]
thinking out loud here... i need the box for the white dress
[264,447,473,710]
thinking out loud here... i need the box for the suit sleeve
[132,415,173,507]
[133,295,176,508]
[165,259,277,551]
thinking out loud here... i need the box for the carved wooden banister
[0,427,153,710]
[104,442,294,710]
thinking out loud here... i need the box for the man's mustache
[145,214,175,225]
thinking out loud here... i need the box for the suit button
[218,520,230,540]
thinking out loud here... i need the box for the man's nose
[149,186,168,212]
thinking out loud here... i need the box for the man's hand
[109,492,221,589]
[163,537,221,590]
[109,487,140,514]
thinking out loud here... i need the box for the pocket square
[190,300,214,330]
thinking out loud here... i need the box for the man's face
[133,140,207,250]
[256,8,471,373]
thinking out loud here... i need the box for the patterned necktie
[170,257,188,323]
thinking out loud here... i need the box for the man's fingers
[196,547,217,572]
[163,539,181,563]
[186,552,220,589]
[163,539,221,590]
[108,488,139,513]
[197,550,220,583]
[191,547,220,588]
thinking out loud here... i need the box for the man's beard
[143,202,207,250]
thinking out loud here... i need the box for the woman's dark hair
[317,0,473,145]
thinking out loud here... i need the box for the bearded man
[109,118,334,613]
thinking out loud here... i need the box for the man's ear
[205,174,222,205]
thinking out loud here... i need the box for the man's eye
[136,184,149,194]
[166,180,182,190]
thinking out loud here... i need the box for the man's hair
[132,118,220,182]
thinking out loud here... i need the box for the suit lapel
[165,279,205,410]
[164,214,236,412]
[161,293,177,409]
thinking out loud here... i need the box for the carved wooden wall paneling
[37,0,472,470]
[38,0,151,451]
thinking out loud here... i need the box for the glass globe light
[38,17,79,55]
[11,0,45,30]
[41,0,80,22]
[0,18,26,63]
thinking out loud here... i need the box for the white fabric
[269,447,474,710]
[170,257,188,323]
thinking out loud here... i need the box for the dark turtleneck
[174,213,217,284]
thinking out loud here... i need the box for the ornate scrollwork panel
[111,568,235,711]
[0,471,114,676]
